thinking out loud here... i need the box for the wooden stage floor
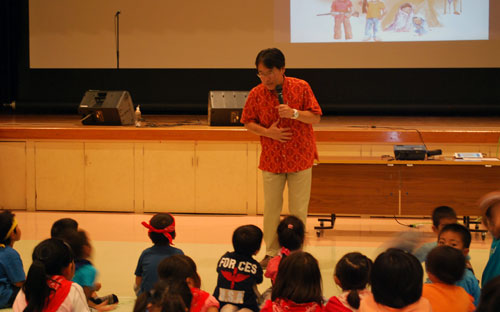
[1,114,500,143]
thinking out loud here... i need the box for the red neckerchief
[141,214,175,244]
[44,275,72,312]
[272,298,322,312]
[190,287,210,312]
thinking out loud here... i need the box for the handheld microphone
[275,85,284,104]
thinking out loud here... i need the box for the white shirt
[13,282,90,312]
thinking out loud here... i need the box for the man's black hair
[255,48,285,69]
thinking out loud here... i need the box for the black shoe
[259,255,273,269]
[90,294,119,305]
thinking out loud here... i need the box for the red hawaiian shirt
[241,76,322,173]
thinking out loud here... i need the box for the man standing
[240,48,322,268]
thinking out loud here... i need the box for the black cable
[393,215,413,228]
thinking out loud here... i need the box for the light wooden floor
[8,211,493,311]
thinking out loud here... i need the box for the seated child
[422,246,474,312]
[50,217,79,239]
[476,275,500,312]
[13,238,89,311]
[261,251,323,312]
[437,223,480,306]
[0,210,25,308]
[134,279,192,312]
[414,206,458,262]
[158,254,219,312]
[265,215,305,284]
[213,225,263,312]
[135,213,184,295]
[359,248,432,311]
[65,229,118,308]
[479,191,500,287]
[325,252,372,312]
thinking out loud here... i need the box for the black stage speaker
[208,91,248,126]
[78,90,135,125]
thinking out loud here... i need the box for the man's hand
[276,104,295,119]
[265,120,292,142]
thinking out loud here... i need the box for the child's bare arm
[82,285,94,300]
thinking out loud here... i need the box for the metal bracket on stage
[463,216,487,241]
[314,213,336,237]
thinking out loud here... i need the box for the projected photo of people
[290,0,489,42]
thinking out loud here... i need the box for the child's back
[261,252,323,312]
[422,246,474,312]
[0,210,24,309]
[135,213,183,295]
[265,216,305,284]
[326,252,372,312]
[213,225,263,312]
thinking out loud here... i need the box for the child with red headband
[134,213,183,296]
[0,210,25,308]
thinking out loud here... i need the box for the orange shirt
[422,283,475,312]
[241,76,322,173]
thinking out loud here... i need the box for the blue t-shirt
[0,246,25,308]
[73,261,97,288]
[134,245,183,295]
[482,238,500,287]
[456,268,480,307]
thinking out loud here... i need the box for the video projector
[394,145,442,160]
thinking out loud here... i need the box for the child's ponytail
[23,260,51,312]
[22,238,74,312]
[346,289,361,309]
[277,215,305,253]
[335,252,373,309]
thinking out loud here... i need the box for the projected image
[291,0,489,42]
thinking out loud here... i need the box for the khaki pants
[262,168,312,256]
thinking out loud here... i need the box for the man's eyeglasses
[256,70,274,79]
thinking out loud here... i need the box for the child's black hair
[50,218,78,239]
[425,245,465,285]
[0,210,17,246]
[64,229,90,260]
[371,248,423,309]
[158,254,201,289]
[22,238,75,312]
[439,223,472,248]
[277,215,305,253]
[335,252,373,309]
[232,225,263,257]
[477,276,500,312]
[272,251,323,305]
[431,206,457,228]
[149,213,176,246]
[133,279,192,312]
